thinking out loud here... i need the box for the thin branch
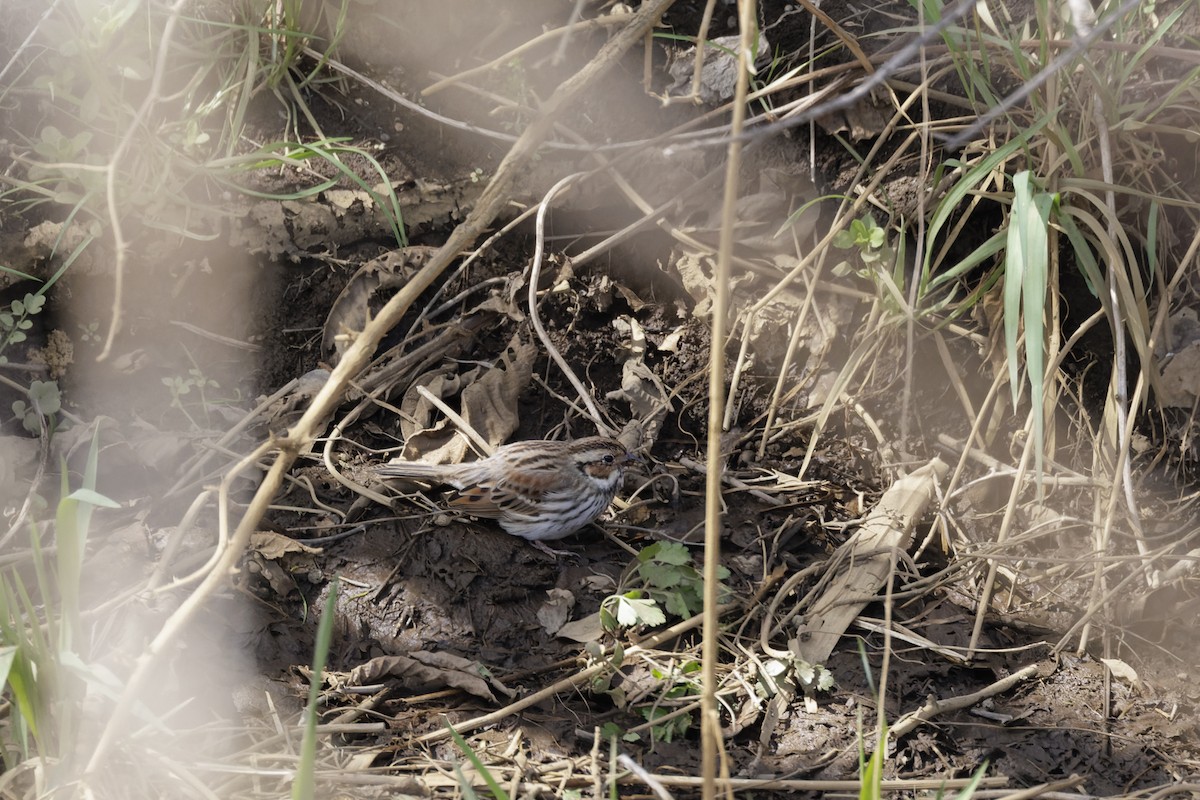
[527,173,614,435]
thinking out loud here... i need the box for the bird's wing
[447,469,556,521]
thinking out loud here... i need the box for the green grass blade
[293,576,340,800]
[54,491,81,651]
[1003,176,1027,406]
[0,576,43,750]
[1005,171,1055,479]
[922,113,1052,283]
[858,715,887,800]
[949,759,990,798]
[447,721,510,800]
[1055,209,1103,299]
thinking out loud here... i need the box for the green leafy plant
[636,660,701,744]
[12,380,62,435]
[163,368,220,426]
[600,542,728,631]
[596,660,702,746]
[758,650,835,698]
[1003,170,1057,478]
[0,430,118,771]
[832,214,888,266]
[599,720,640,744]
[830,214,913,317]
[78,321,101,345]
[0,292,46,364]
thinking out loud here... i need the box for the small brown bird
[376,436,638,553]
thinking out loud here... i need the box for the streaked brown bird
[376,436,638,554]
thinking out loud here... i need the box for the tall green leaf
[1004,171,1057,478]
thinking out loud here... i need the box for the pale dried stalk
[98,0,189,360]
[701,2,758,798]
[754,131,922,460]
[423,15,628,96]
[527,172,614,435]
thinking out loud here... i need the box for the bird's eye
[602,454,615,464]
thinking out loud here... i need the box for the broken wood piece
[791,457,948,665]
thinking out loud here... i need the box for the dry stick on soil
[677,457,783,507]
[618,755,675,800]
[82,0,674,775]
[967,423,1034,657]
[279,768,1012,796]
[671,0,979,153]
[890,662,1042,738]
[790,0,875,75]
[936,307,1108,548]
[413,384,494,455]
[962,305,1114,655]
[851,617,971,665]
[683,0,718,103]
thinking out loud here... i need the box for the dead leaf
[400,338,536,462]
[1158,342,1200,408]
[399,369,469,456]
[251,531,322,560]
[607,317,671,444]
[673,249,755,318]
[348,650,513,702]
[321,246,439,363]
[665,33,770,104]
[792,458,948,665]
[265,368,330,429]
[537,588,575,635]
[556,612,606,643]
[245,554,301,598]
[816,90,893,140]
[1164,307,1200,353]
[615,283,649,311]
[658,326,686,352]
[1100,658,1141,688]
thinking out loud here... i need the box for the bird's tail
[375,460,450,481]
